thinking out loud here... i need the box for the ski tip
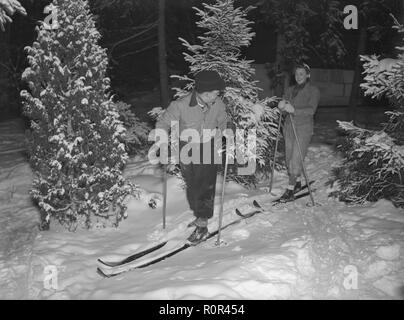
[97,258,118,268]
[97,267,112,278]
[235,208,246,217]
[97,267,125,278]
[253,200,262,209]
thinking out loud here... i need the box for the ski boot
[294,181,302,193]
[279,188,295,203]
[187,226,209,245]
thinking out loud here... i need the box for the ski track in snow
[0,118,403,300]
[0,119,40,299]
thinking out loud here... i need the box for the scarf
[291,82,307,99]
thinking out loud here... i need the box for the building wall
[252,64,354,106]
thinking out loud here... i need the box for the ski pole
[162,163,167,229]
[289,114,315,206]
[216,149,229,246]
[269,112,283,193]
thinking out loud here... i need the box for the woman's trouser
[283,116,313,185]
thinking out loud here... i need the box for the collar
[189,90,210,111]
[295,81,309,91]
[189,90,198,107]
[292,82,309,98]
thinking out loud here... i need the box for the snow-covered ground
[0,116,403,300]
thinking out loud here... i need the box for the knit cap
[195,70,226,93]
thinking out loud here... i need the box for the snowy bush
[332,122,404,207]
[172,0,279,187]
[331,17,404,208]
[21,0,136,230]
[115,101,151,156]
[360,19,404,144]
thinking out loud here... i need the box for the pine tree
[172,0,279,186]
[331,16,404,208]
[115,101,151,156]
[21,0,135,230]
[360,16,404,144]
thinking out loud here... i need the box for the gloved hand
[277,99,286,111]
[284,101,295,114]
[278,100,295,114]
[166,163,178,173]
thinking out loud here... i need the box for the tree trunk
[397,0,404,24]
[0,27,11,117]
[158,0,170,108]
[347,26,367,122]
[273,33,288,97]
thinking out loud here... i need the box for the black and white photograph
[0,0,403,302]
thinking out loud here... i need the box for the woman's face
[295,68,310,85]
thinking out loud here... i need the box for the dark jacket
[283,82,320,125]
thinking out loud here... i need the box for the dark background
[0,0,402,121]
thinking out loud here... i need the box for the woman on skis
[277,63,320,202]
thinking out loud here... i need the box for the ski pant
[283,115,313,186]
[179,140,218,220]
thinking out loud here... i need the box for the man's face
[199,90,220,104]
[295,68,309,85]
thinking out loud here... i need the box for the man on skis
[277,63,320,202]
[156,70,227,244]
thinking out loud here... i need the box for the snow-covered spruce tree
[331,17,404,208]
[21,0,135,230]
[172,0,279,186]
[115,101,151,156]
